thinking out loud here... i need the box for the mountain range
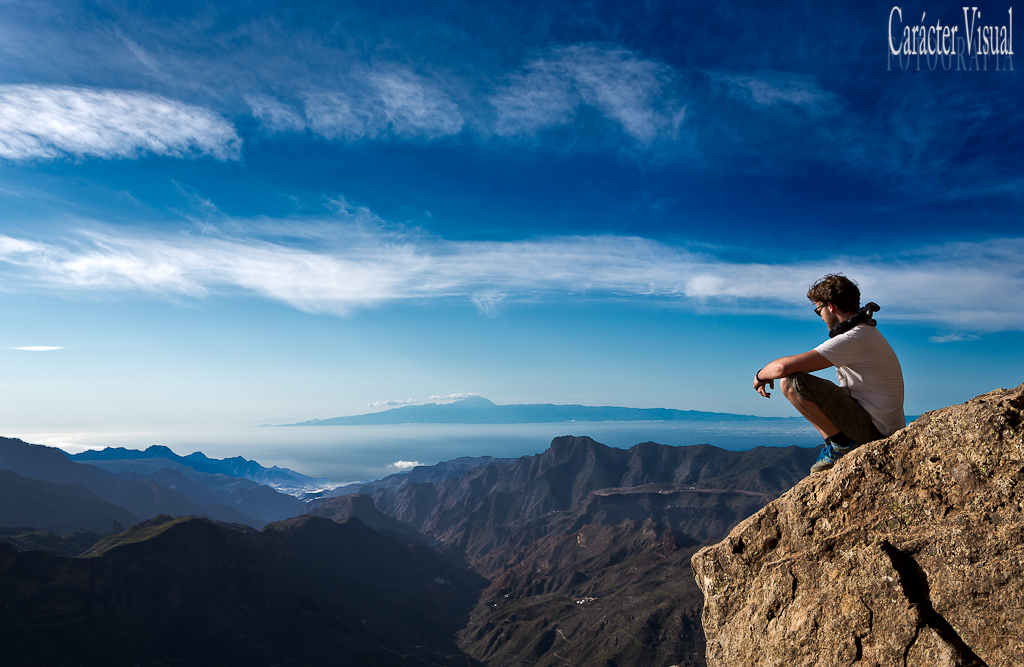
[310,435,820,665]
[69,444,336,497]
[0,437,304,530]
[286,395,791,425]
[1,429,819,665]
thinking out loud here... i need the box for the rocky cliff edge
[692,384,1024,667]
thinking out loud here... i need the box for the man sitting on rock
[753,274,905,473]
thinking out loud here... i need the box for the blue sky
[1,0,1022,453]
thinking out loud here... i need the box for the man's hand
[753,351,830,399]
[754,376,774,398]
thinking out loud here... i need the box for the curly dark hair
[807,274,860,313]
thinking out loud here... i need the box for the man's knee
[779,374,803,399]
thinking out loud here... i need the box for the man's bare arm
[754,350,831,398]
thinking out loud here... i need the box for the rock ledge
[693,384,1024,667]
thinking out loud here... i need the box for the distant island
[281,395,794,426]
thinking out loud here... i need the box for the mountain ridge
[2,427,823,665]
[0,437,302,529]
[310,435,821,665]
[70,444,335,496]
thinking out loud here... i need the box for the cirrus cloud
[490,45,684,143]
[0,85,241,161]
[248,69,464,142]
[0,223,1021,334]
[713,71,840,113]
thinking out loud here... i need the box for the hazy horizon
[11,418,822,484]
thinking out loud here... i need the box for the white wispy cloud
[248,69,464,141]
[235,44,858,166]
[490,63,579,137]
[0,225,1021,333]
[389,460,422,470]
[368,398,420,408]
[118,35,161,74]
[243,44,686,146]
[713,71,839,113]
[686,69,865,169]
[470,291,507,317]
[14,346,64,351]
[369,71,465,138]
[928,333,980,344]
[491,45,683,143]
[429,393,482,402]
[245,95,306,134]
[0,85,241,161]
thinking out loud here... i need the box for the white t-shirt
[814,325,906,436]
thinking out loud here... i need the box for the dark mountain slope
[343,436,818,564]
[306,493,428,544]
[460,521,706,667]
[1,437,302,528]
[0,436,216,521]
[313,435,819,666]
[0,526,104,557]
[0,467,139,534]
[117,464,302,524]
[327,455,514,498]
[0,514,487,667]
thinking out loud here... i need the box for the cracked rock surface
[692,384,1024,667]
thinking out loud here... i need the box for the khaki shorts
[787,372,884,444]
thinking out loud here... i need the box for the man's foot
[810,443,857,473]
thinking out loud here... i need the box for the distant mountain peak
[448,395,496,406]
[144,445,178,458]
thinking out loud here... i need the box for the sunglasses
[814,303,826,316]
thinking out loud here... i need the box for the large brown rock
[692,384,1024,667]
